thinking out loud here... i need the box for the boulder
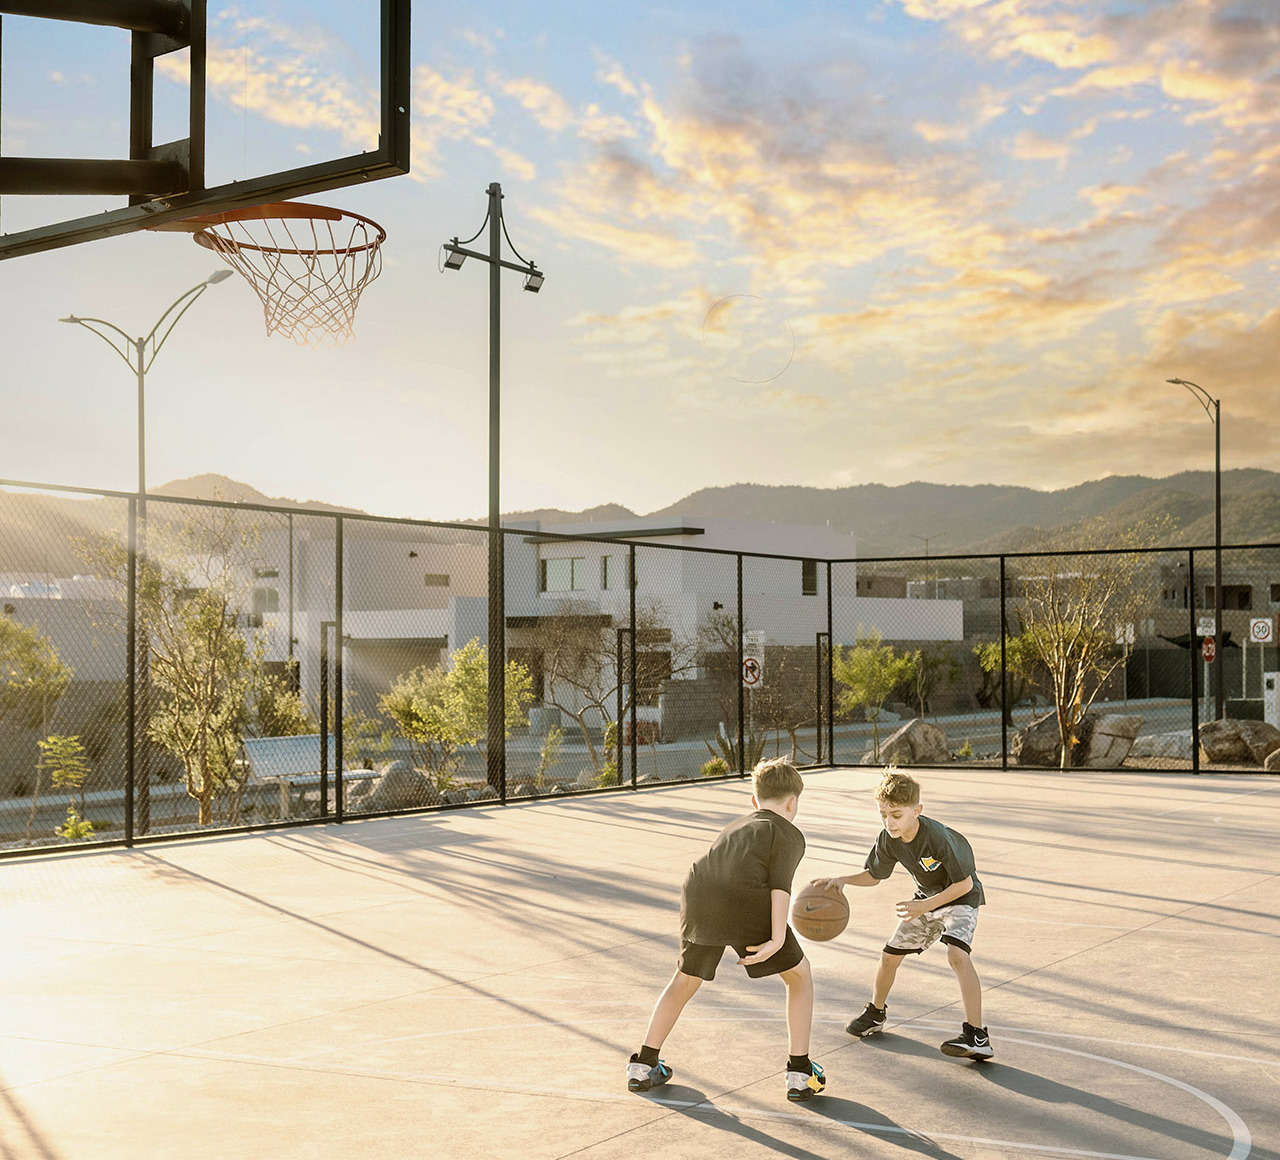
[1012,710,1143,768]
[473,784,500,802]
[1010,712,1062,767]
[1265,748,1280,773]
[1079,714,1142,768]
[1129,731,1193,760]
[364,762,437,811]
[870,718,950,767]
[1199,719,1280,765]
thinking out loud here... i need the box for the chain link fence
[3,478,1278,857]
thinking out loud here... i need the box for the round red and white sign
[1202,636,1217,663]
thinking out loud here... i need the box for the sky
[2,0,1279,523]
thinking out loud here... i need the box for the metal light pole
[909,533,942,598]
[61,270,231,833]
[1167,377,1223,722]
[442,184,544,796]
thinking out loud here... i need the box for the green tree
[1012,517,1163,768]
[973,632,1040,727]
[380,638,533,792]
[38,734,92,837]
[833,630,916,762]
[0,616,72,737]
[82,506,266,824]
[907,644,962,719]
[249,671,317,738]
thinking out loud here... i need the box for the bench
[241,735,379,819]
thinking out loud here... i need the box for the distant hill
[4,471,1280,576]
[639,470,1280,557]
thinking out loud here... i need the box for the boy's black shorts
[679,927,805,980]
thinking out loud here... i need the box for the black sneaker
[845,1003,886,1037]
[627,1053,673,1092]
[940,1022,993,1060]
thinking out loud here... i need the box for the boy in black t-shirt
[813,769,993,1060]
[627,757,826,1102]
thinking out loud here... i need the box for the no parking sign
[742,631,765,688]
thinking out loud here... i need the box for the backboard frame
[0,0,410,261]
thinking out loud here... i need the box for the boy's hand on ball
[810,876,845,891]
[738,939,781,965]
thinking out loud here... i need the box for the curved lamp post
[61,270,232,835]
[441,183,545,798]
[1167,377,1222,723]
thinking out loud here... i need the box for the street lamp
[61,269,232,500]
[909,532,943,598]
[442,183,545,797]
[1167,377,1223,722]
[61,269,231,833]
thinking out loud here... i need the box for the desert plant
[534,724,564,789]
[701,756,729,778]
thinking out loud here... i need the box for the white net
[192,203,385,346]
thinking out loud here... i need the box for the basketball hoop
[169,202,385,346]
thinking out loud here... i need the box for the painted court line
[177,1046,1168,1160]
[182,1015,1253,1160]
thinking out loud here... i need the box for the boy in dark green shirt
[815,769,992,1060]
[627,757,826,1102]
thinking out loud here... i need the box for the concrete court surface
[1,767,1278,1160]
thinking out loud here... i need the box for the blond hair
[874,768,920,807]
[752,756,804,802]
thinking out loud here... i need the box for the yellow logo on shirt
[919,856,942,872]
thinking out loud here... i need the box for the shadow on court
[0,766,1276,1160]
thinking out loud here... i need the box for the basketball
[790,883,850,942]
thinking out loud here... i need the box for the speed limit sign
[1250,617,1274,644]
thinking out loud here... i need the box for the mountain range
[3,470,1278,576]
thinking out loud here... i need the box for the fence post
[826,561,834,767]
[629,544,637,787]
[814,632,827,764]
[736,554,745,775]
[1188,548,1200,774]
[999,555,1008,771]
[335,517,345,818]
[319,621,332,817]
[125,496,136,846]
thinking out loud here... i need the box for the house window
[539,557,584,592]
[600,555,634,591]
[802,559,818,596]
[252,586,279,615]
[1271,584,1280,604]
[253,567,279,579]
[423,573,449,587]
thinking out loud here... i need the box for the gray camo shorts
[885,903,978,956]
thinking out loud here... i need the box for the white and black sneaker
[845,1002,887,1037]
[940,1023,993,1060]
[786,1060,826,1102]
[627,1053,673,1092]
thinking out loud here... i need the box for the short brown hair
[874,769,920,807]
[752,756,804,802]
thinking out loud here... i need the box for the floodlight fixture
[442,241,467,270]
